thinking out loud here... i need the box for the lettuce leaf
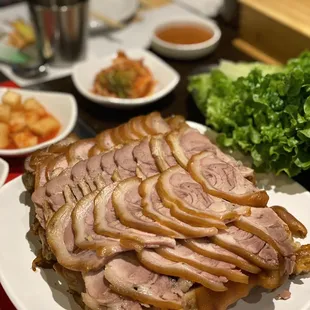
[188,51,310,177]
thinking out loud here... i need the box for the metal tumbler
[27,0,89,67]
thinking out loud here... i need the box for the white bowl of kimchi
[72,48,180,108]
[0,88,78,157]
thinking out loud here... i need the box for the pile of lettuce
[188,51,310,177]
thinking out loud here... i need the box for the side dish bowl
[0,88,78,157]
[72,49,180,108]
[151,18,221,60]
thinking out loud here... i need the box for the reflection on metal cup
[28,0,89,68]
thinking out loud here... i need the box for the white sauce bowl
[151,18,221,60]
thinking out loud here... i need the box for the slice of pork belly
[46,203,122,272]
[96,128,115,151]
[112,177,180,239]
[165,115,186,130]
[104,252,184,309]
[24,133,79,177]
[94,183,177,250]
[143,111,171,135]
[111,125,128,145]
[71,190,127,257]
[188,152,269,207]
[168,201,227,229]
[133,136,158,178]
[119,121,141,141]
[150,134,178,172]
[166,125,254,180]
[129,115,149,138]
[66,138,96,167]
[137,249,228,292]
[82,268,142,310]
[182,239,261,274]
[236,208,296,257]
[32,150,116,216]
[157,166,248,224]
[46,154,68,180]
[212,226,279,270]
[156,243,248,284]
[139,175,218,238]
[166,125,216,168]
[113,141,140,180]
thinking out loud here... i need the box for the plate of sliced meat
[0,112,310,310]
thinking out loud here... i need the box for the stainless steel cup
[27,0,89,68]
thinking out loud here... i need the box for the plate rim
[0,158,9,188]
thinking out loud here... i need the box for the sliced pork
[94,183,177,250]
[157,166,248,225]
[71,190,126,257]
[272,205,308,238]
[113,141,139,180]
[150,134,177,172]
[137,249,228,291]
[212,226,279,270]
[46,204,122,272]
[96,128,115,152]
[236,208,296,257]
[120,121,141,141]
[46,154,68,180]
[32,149,117,221]
[143,111,171,135]
[112,177,179,239]
[129,115,149,138]
[139,175,218,238]
[66,138,96,166]
[133,136,158,178]
[82,269,142,310]
[165,115,186,130]
[188,152,269,207]
[182,239,261,274]
[156,243,248,284]
[166,125,254,180]
[104,252,184,309]
[166,125,216,168]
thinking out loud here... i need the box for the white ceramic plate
[0,158,9,188]
[72,49,180,108]
[89,0,139,32]
[151,17,221,60]
[0,88,78,157]
[0,121,310,310]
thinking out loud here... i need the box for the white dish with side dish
[72,49,180,108]
[0,88,78,157]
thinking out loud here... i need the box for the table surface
[0,12,309,310]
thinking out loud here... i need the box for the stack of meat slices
[25,112,310,310]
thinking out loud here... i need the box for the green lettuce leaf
[188,51,310,177]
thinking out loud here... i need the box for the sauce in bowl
[155,24,213,45]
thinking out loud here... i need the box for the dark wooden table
[0,14,309,310]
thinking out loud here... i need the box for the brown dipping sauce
[156,23,213,45]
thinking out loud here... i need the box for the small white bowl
[151,18,221,60]
[0,88,78,157]
[0,158,9,188]
[72,48,180,108]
